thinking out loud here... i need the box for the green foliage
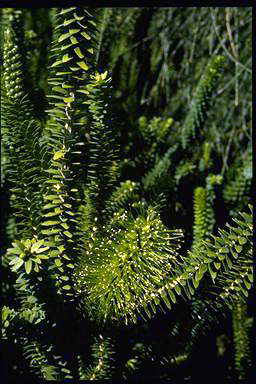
[106,180,139,216]
[43,7,97,152]
[181,55,224,149]
[40,150,78,298]
[7,237,49,274]
[22,338,73,380]
[143,145,178,190]
[193,187,207,244]
[190,205,252,304]
[175,160,196,185]
[138,115,174,143]
[1,10,46,239]
[192,174,222,248]
[223,146,252,205]
[83,71,118,225]
[1,6,252,382]
[231,299,252,379]
[75,203,184,324]
[78,335,115,380]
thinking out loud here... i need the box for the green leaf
[45,169,62,176]
[63,204,72,208]
[41,229,59,235]
[53,199,63,204]
[55,208,64,214]
[35,247,49,254]
[214,262,221,269]
[69,29,80,35]
[60,223,69,229]
[187,282,194,296]
[62,285,71,290]
[44,195,61,201]
[41,221,60,226]
[149,300,157,314]
[62,82,73,89]
[43,203,57,210]
[168,290,176,303]
[81,32,91,40]
[62,54,73,63]
[55,259,63,267]
[193,278,200,289]
[46,179,64,185]
[174,285,181,295]
[61,367,71,373]
[24,239,31,248]
[179,278,187,286]
[240,286,249,297]
[70,36,78,44]
[25,260,32,274]
[11,258,24,271]
[8,248,19,256]
[51,60,62,68]
[77,89,89,95]
[58,29,79,42]
[153,295,160,306]
[161,291,171,309]
[60,275,69,281]
[77,61,89,71]
[74,47,84,58]
[238,237,247,245]
[199,263,208,275]
[226,255,232,269]
[63,231,72,238]
[63,96,75,103]
[219,247,229,253]
[244,279,251,290]
[235,244,242,253]
[31,240,44,252]
[52,86,66,94]
[143,302,151,318]
[195,269,202,283]
[9,257,19,265]
[53,151,65,160]
[44,211,59,217]
[59,7,76,15]
[49,250,60,257]
[63,18,75,26]
[62,254,71,260]
[208,264,217,281]
[36,254,48,260]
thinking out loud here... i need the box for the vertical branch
[225,8,239,106]
[232,298,252,379]
[192,174,222,250]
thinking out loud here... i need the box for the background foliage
[1,7,252,382]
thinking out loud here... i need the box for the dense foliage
[1,7,252,382]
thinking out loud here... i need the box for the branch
[210,9,251,74]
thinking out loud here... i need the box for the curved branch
[210,9,251,74]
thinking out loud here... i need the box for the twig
[225,8,239,106]
[221,106,237,176]
[217,58,251,95]
[211,8,251,73]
